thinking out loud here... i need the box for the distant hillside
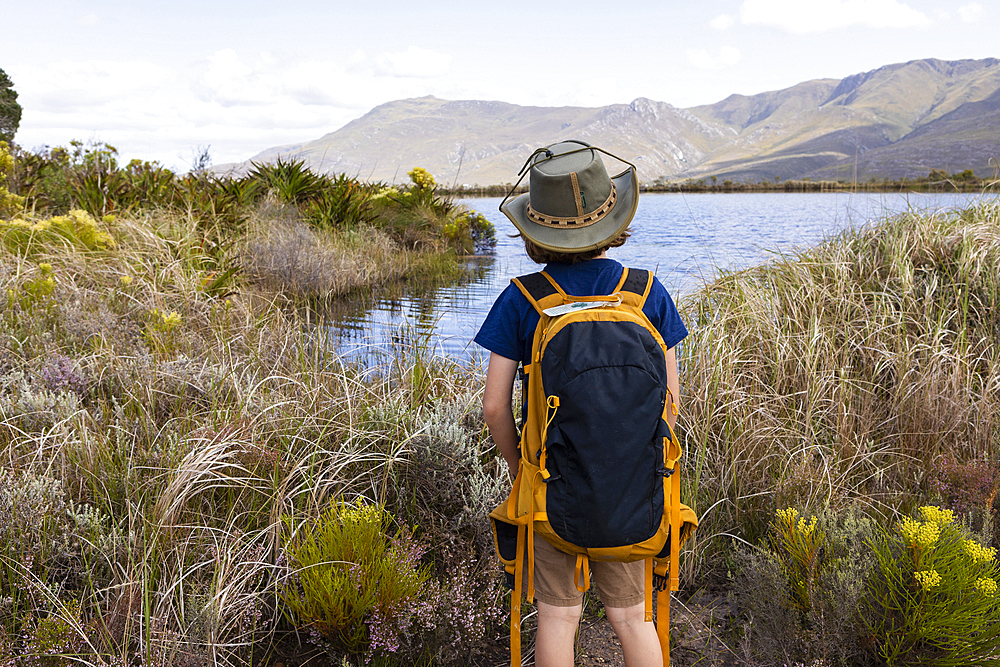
[221,58,1000,185]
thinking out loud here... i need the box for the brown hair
[521,230,631,265]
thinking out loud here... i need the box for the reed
[678,200,1000,578]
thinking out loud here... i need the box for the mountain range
[226,57,1000,186]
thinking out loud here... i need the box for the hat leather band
[526,183,617,228]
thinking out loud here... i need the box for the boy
[475,141,688,667]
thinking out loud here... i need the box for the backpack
[489,267,698,667]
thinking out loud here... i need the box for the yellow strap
[671,462,681,591]
[644,557,654,623]
[512,524,525,667]
[574,554,591,592]
[507,462,523,522]
[657,583,671,667]
[526,470,545,604]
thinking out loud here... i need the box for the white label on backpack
[543,300,620,317]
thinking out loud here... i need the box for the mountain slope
[225,57,1000,185]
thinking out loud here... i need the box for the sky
[2,0,998,172]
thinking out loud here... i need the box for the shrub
[928,458,999,527]
[279,502,431,661]
[735,507,874,666]
[304,173,376,230]
[863,505,1000,666]
[0,209,115,256]
[247,157,323,205]
[0,142,24,218]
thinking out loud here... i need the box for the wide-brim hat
[500,140,638,253]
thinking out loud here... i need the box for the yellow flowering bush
[144,308,183,355]
[0,141,25,218]
[769,507,827,614]
[407,166,435,191]
[914,569,942,590]
[864,505,1000,665]
[0,209,115,255]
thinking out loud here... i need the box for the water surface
[330,191,996,365]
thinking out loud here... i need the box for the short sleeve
[643,277,688,350]
[474,283,530,362]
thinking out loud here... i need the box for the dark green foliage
[304,173,377,230]
[0,68,20,144]
[247,157,324,205]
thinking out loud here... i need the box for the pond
[328,191,998,366]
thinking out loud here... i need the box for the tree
[0,67,22,144]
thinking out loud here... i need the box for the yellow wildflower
[900,517,940,549]
[797,516,818,537]
[408,166,436,190]
[38,263,53,274]
[963,540,997,564]
[976,577,998,596]
[914,570,942,590]
[919,506,955,526]
[161,311,182,330]
[776,508,799,524]
[119,275,133,286]
[916,521,940,548]
[899,517,921,544]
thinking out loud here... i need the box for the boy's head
[501,140,638,260]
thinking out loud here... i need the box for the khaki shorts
[529,535,646,608]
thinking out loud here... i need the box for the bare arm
[665,346,680,432]
[482,352,520,480]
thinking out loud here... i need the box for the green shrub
[248,157,323,205]
[303,173,376,230]
[735,507,874,666]
[864,505,1000,666]
[441,211,496,255]
[279,502,430,660]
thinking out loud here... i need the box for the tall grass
[0,199,506,665]
[678,200,1000,579]
[5,134,999,662]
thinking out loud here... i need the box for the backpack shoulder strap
[617,268,653,307]
[512,271,566,315]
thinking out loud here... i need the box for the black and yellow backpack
[490,267,698,667]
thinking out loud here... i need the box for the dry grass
[0,204,504,665]
[678,200,1000,579]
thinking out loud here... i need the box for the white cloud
[739,0,931,33]
[686,46,742,70]
[9,48,465,169]
[958,3,984,22]
[75,14,100,27]
[374,46,451,78]
[710,14,736,30]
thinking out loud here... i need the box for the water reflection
[330,191,997,365]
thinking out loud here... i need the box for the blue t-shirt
[474,258,688,366]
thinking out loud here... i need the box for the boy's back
[477,140,694,667]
